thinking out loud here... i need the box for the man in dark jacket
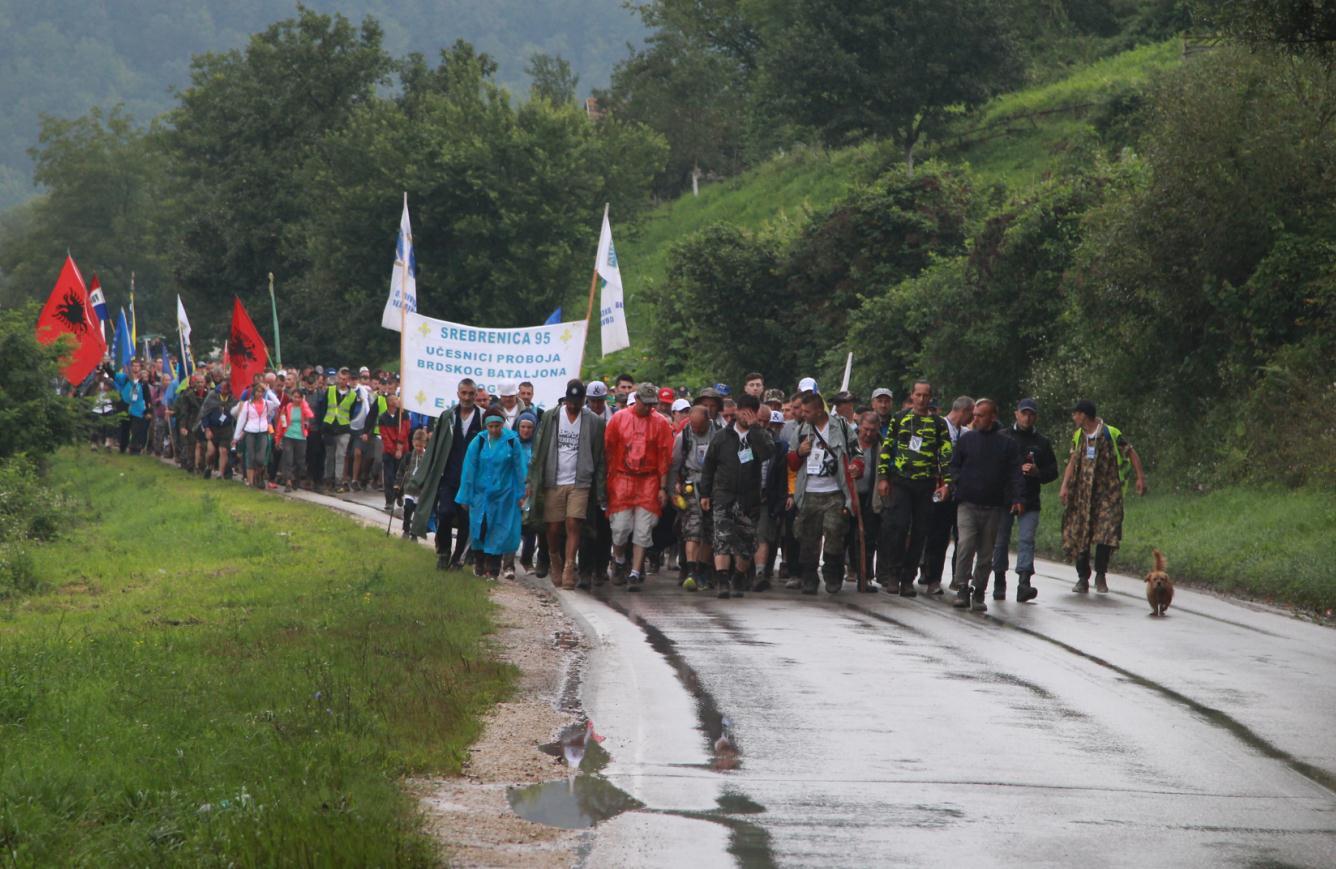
[699,393,774,599]
[992,398,1059,602]
[948,399,1025,612]
[408,378,483,569]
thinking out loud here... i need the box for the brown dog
[1145,549,1174,617]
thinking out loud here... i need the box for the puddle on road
[506,775,645,829]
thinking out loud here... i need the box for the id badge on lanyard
[1085,438,1097,461]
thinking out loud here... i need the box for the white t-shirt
[805,420,840,494]
[556,410,581,485]
[458,408,476,436]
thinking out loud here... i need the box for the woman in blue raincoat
[456,406,528,578]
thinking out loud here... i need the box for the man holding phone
[946,398,1025,612]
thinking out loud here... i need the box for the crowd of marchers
[84,359,1148,609]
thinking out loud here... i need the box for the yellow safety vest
[324,386,357,426]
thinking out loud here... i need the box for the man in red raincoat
[605,382,674,591]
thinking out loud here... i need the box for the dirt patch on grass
[409,574,589,867]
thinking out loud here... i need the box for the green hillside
[612,40,1181,361]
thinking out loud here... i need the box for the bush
[0,455,75,596]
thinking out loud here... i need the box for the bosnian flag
[596,205,630,356]
[381,192,418,331]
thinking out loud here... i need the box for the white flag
[176,295,194,373]
[381,192,418,331]
[596,205,630,355]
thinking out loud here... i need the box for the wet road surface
[557,555,1336,868]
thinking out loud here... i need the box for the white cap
[499,381,519,397]
[358,366,371,375]
[626,392,637,406]
[671,398,691,412]
[587,380,609,398]
[798,376,818,393]
[769,410,784,424]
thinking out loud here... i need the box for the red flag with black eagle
[35,254,105,384]
[227,296,268,395]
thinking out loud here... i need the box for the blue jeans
[992,508,1040,575]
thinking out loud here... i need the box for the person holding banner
[409,379,484,570]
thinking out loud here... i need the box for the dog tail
[1152,548,1166,574]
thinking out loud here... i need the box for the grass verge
[1034,484,1336,618]
[0,450,513,865]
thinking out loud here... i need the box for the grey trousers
[323,432,350,483]
[953,503,1005,593]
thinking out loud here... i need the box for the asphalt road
[297,486,1336,867]
[558,554,1336,868]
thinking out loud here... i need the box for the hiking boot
[561,562,578,590]
[576,572,592,590]
[785,578,802,590]
[948,579,964,592]
[534,557,550,580]
[472,553,486,578]
[752,577,770,593]
[800,568,820,595]
[730,572,747,598]
[627,571,643,592]
[951,585,971,608]
[993,570,1007,601]
[717,576,731,599]
[970,595,988,613]
[926,582,943,596]
[609,561,627,586]
[1072,577,1090,594]
[436,554,450,571]
[1017,573,1038,603]
[822,557,845,594]
[548,555,564,587]
[898,582,918,598]
[1095,573,1109,594]
[683,576,699,592]
[502,565,516,581]
[777,563,790,580]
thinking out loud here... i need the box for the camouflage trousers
[712,502,758,558]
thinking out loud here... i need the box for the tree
[756,0,1024,170]
[165,8,394,338]
[0,304,84,460]
[527,53,580,104]
[1196,0,1336,55]
[0,108,170,321]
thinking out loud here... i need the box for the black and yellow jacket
[877,410,953,484]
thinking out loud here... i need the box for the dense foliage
[0,8,667,363]
[0,0,644,209]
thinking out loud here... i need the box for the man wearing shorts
[604,383,674,591]
[671,402,716,591]
[699,393,774,599]
[526,380,607,590]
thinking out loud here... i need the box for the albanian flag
[35,254,105,385]
[227,296,268,395]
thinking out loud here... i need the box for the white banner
[401,311,588,415]
[596,206,630,355]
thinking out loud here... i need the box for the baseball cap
[831,390,855,405]
[324,368,337,378]
[358,366,370,376]
[763,388,785,404]
[671,398,690,412]
[586,380,608,399]
[871,387,893,400]
[565,379,586,401]
[658,387,676,404]
[1017,398,1039,413]
[499,381,519,397]
[1072,399,1097,417]
[636,382,659,403]
[697,386,721,401]
[713,382,731,397]
[769,410,784,424]
[798,377,818,393]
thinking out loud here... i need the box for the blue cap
[324,368,337,377]
[713,382,731,397]
[1017,398,1039,413]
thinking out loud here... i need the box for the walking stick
[841,453,869,592]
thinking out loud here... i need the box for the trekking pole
[841,454,868,592]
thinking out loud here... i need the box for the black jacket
[700,424,775,512]
[763,437,789,516]
[949,422,1024,508]
[998,424,1059,511]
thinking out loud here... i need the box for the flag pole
[578,203,609,376]
[268,272,283,369]
[399,192,408,389]
[129,271,137,348]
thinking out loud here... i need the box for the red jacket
[605,408,673,516]
[379,410,411,457]
[276,397,313,439]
